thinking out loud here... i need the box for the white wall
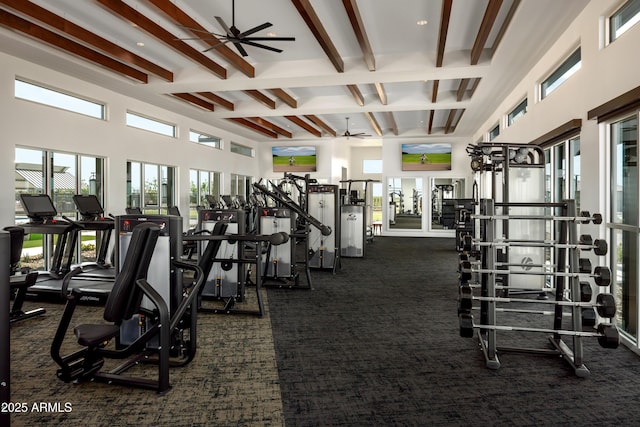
[0,52,260,228]
[475,0,640,231]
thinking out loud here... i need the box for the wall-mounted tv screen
[401,143,452,171]
[272,146,317,172]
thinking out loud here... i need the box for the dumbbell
[578,235,608,255]
[458,313,619,348]
[459,293,617,318]
[593,266,611,286]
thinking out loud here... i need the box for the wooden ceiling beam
[0,0,173,82]
[285,116,322,137]
[469,78,482,98]
[243,90,276,109]
[436,0,453,67]
[268,88,297,108]
[0,9,148,83]
[145,0,255,78]
[342,0,375,71]
[491,0,520,59]
[432,80,440,103]
[444,109,458,134]
[453,109,466,131]
[456,78,471,101]
[304,115,336,137]
[346,84,365,106]
[227,118,278,138]
[96,0,227,79]
[364,112,382,136]
[248,117,293,138]
[170,93,214,111]
[374,82,387,105]
[292,0,344,72]
[384,111,398,136]
[470,0,503,65]
[196,92,234,111]
[428,110,434,134]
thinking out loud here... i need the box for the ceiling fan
[341,117,371,139]
[186,0,295,57]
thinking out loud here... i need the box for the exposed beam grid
[170,93,214,111]
[95,0,227,79]
[452,108,466,131]
[196,92,235,111]
[227,117,277,138]
[247,117,293,138]
[436,0,453,67]
[145,0,255,78]
[365,111,382,136]
[243,90,276,109]
[268,88,297,108]
[374,82,387,105]
[346,84,365,106]
[0,9,148,83]
[292,0,344,72]
[342,0,375,71]
[0,0,173,81]
[304,115,336,137]
[285,116,322,137]
[470,0,503,65]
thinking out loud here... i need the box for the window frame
[126,111,176,138]
[14,78,105,120]
[230,142,254,157]
[609,0,640,43]
[189,130,222,149]
[507,98,528,127]
[540,47,582,100]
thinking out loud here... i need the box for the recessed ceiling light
[267,32,276,37]
[136,42,145,47]
[417,19,428,26]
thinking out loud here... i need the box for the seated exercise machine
[4,226,45,324]
[50,222,204,394]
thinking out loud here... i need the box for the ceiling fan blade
[202,39,232,53]
[239,22,272,38]
[242,36,296,42]
[240,40,283,53]
[233,41,249,57]
[215,16,233,37]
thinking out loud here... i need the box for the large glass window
[541,48,581,99]
[609,114,639,343]
[363,159,382,174]
[610,0,640,42]
[230,142,253,157]
[189,169,221,226]
[15,148,105,269]
[126,161,176,214]
[15,79,105,119]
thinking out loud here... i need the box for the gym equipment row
[457,199,618,377]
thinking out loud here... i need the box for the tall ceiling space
[0,0,590,144]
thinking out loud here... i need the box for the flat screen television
[73,194,104,219]
[20,194,57,222]
[401,143,452,171]
[272,146,317,172]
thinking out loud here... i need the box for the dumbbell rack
[461,199,616,377]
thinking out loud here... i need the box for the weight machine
[340,179,377,257]
[253,181,332,289]
[307,184,340,272]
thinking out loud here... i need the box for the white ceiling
[0,0,590,144]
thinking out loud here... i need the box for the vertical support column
[484,199,498,366]
[1,231,10,427]
[566,199,585,367]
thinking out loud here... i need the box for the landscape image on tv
[272,146,317,172]
[401,143,452,171]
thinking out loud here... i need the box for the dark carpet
[267,237,640,426]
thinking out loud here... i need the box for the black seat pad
[74,324,120,347]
